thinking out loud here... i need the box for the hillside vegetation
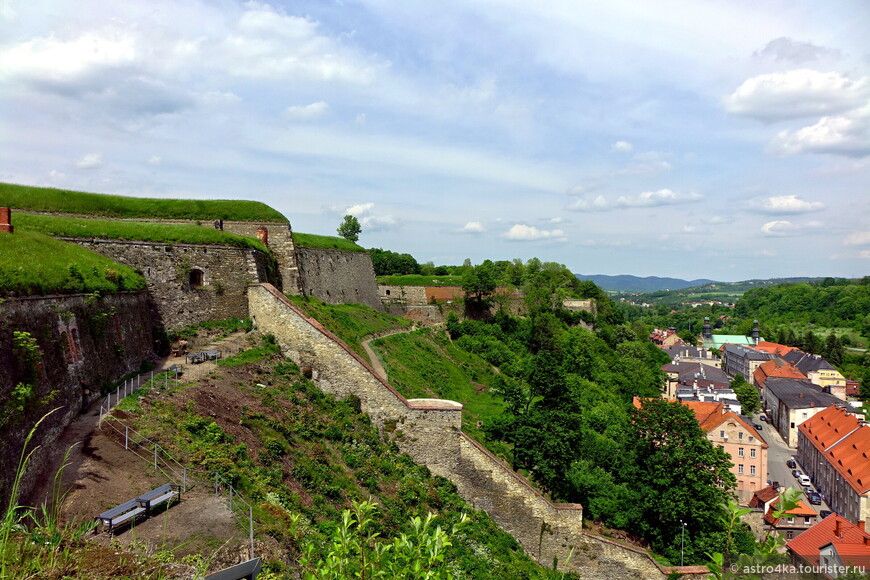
[0,231,146,296]
[13,213,269,252]
[0,182,287,222]
[105,335,565,578]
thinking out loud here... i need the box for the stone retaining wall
[295,247,382,310]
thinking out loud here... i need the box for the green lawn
[284,296,411,362]
[13,212,268,252]
[371,329,508,452]
[292,232,366,252]
[376,274,464,286]
[0,182,287,221]
[0,231,146,295]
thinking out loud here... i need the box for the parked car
[799,474,812,487]
[820,510,833,518]
[754,423,763,430]
[808,492,822,505]
[793,469,803,478]
[787,458,797,469]
[760,415,767,422]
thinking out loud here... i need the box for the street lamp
[680,520,687,566]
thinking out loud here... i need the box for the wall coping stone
[406,398,463,410]
[57,236,266,252]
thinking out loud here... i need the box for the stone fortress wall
[0,291,157,510]
[295,247,383,311]
[64,238,276,330]
[248,283,705,579]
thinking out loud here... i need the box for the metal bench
[137,483,181,514]
[95,499,146,532]
[202,350,222,361]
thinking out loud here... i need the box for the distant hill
[575,274,717,292]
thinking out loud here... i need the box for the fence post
[125,426,129,450]
[230,485,233,511]
[249,506,254,559]
[215,473,218,497]
[154,444,158,470]
[99,404,103,423]
[183,467,187,492]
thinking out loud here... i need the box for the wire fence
[96,357,256,558]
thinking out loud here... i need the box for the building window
[750,448,756,459]
[189,268,204,287]
[738,432,744,440]
[738,464,744,474]
[720,430,725,438]
[738,447,745,457]
[750,465,756,475]
[787,517,794,524]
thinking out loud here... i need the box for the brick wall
[295,247,382,311]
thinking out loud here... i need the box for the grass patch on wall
[292,232,366,252]
[13,212,269,252]
[371,329,509,452]
[285,296,411,362]
[0,182,287,222]
[376,274,464,286]
[0,231,147,296]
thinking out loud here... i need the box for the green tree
[337,214,362,242]
[629,399,737,564]
[461,262,497,305]
[730,375,760,417]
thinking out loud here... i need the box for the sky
[0,0,868,282]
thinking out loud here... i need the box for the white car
[798,474,812,487]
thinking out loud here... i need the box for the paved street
[759,411,830,514]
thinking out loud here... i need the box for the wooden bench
[137,483,181,514]
[95,499,146,532]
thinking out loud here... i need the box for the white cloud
[549,217,564,224]
[682,224,697,233]
[148,155,162,166]
[860,250,870,259]
[459,221,486,233]
[567,188,702,211]
[753,38,841,64]
[345,202,374,216]
[619,150,673,174]
[611,140,633,153]
[75,153,103,169]
[503,224,566,241]
[767,107,870,158]
[748,195,825,214]
[360,214,397,231]
[760,220,822,237]
[615,188,701,208]
[284,101,330,120]
[844,232,870,246]
[725,70,869,121]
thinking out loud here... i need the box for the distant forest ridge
[575,274,717,292]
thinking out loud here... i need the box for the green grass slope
[114,337,564,579]
[0,182,287,222]
[0,231,147,295]
[292,232,366,252]
[14,213,268,252]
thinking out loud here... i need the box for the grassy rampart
[13,213,268,252]
[0,182,287,222]
[292,232,365,252]
[0,231,146,295]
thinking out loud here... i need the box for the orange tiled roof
[753,359,807,386]
[787,514,870,566]
[749,485,779,508]
[681,400,723,425]
[753,341,800,356]
[799,406,870,495]
[701,410,768,447]
[765,499,817,525]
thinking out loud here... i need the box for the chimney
[0,207,12,234]
[835,519,842,537]
[859,520,866,532]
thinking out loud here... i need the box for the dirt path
[360,326,421,382]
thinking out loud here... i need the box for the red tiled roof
[788,514,870,566]
[753,341,800,356]
[799,405,870,495]
[753,359,807,386]
[765,498,818,525]
[681,400,723,425]
[750,485,779,508]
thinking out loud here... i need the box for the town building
[797,405,870,526]
[763,377,846,447]
[698,318,762,351]
[753,358,807,392]
[721,343,776,382]
[683,401,768,504]
[763,497,819,540]
[783,350,847,396]
[787,514,870,575]
[661,344,721,368]
[662,360,731,400]
[650,327,685,347]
